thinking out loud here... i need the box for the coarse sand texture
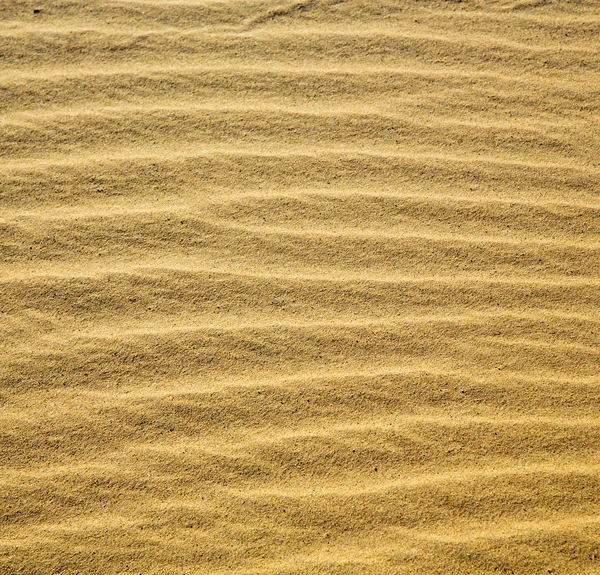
[1,0,600,574]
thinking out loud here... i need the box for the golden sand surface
[1,0,600,573]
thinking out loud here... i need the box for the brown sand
[1,0,600,573]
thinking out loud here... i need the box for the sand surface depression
[1,0,600,573]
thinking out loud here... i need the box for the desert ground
[1,0,600,573]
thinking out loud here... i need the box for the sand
[1,0,599,573]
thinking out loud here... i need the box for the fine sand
[1,1,600,573]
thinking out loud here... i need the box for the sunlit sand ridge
[1,0,600,573]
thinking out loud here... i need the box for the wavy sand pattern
[1,1,600,573]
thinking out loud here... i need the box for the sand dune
[1,0,600,574]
